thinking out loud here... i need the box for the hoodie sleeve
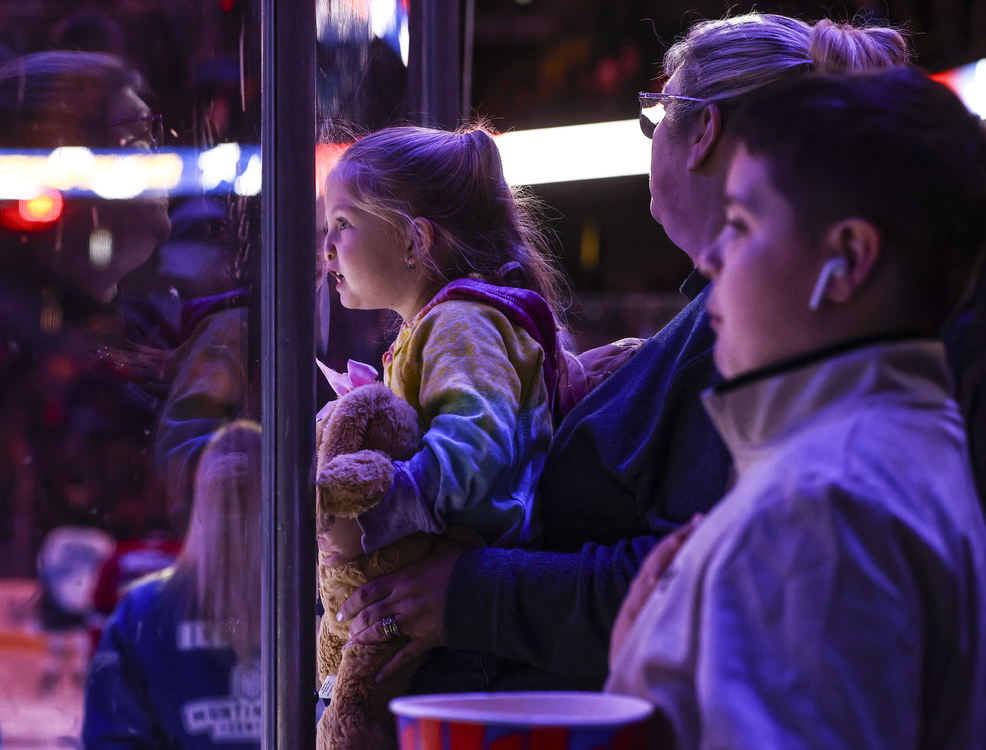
[442,533,661,678]
[358,301,549,551]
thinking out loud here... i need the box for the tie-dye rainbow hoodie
[356,278,560,552]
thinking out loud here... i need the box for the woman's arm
[338,536,467,682]
[339,528,689,682]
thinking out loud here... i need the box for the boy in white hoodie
[607,68,986,750]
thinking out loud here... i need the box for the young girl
[318,125,567,584]
[607,68,986,748]
[84,421,263,750]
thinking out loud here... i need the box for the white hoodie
[607,340,986,750]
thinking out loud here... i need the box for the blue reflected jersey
[83,571,260,750]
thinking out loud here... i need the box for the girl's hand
[337,538,467,683]
[557,339,645,418]
[609,514,704,669]
[318,515,364,568]
[578,338,644,389]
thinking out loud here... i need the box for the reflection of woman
[0,52,171,301]
[83,421,262,750]
[0,52,175,575]
[335,14,912,692]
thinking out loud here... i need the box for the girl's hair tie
[494,260,524,286]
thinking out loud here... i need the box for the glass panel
[0,4,263,749]
[310,0,414,737]
[315,0,410,397]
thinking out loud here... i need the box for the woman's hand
[609,514,704,669]
[318,515,364,568]
[337,537,468,683]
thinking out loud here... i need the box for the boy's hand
[318,515,364,567]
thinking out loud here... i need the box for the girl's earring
[406,256,416,271]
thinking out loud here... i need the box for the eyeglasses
[109,114,164,149]
[638,92,706,139]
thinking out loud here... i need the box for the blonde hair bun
[809,19,910,74]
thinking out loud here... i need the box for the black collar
[714,331,932,395]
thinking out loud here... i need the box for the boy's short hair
[728,67,986,330]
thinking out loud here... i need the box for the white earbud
[808,256,848,311]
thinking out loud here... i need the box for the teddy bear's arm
[316,449,395,529]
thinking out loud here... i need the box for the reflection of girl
[608,68,986,748]
[83,421,262,750]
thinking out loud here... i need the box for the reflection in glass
[83,422,263,749]
[0,3,263,748]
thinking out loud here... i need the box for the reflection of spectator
[0,52,175,575]
[36,526,114,694]
[155,287,251,529]
[83,422,262,750]
[89,536,183,655]
[193,58,241,146]
[49,12,125,57]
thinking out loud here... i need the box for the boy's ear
[686,103,723,171]
[822,218,882,305]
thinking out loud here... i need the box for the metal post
[462,0,475,121]
[261,0,317,749]
[408,0,461,128]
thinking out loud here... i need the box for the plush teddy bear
[314,382,441,750]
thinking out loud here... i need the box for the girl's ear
[821,218,882,305]
[409,217,435,264]
[686,103,723,171]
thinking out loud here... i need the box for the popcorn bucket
[390,691,653,750]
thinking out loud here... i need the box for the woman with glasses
[0,52,170,298]
[336,14,911,693]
